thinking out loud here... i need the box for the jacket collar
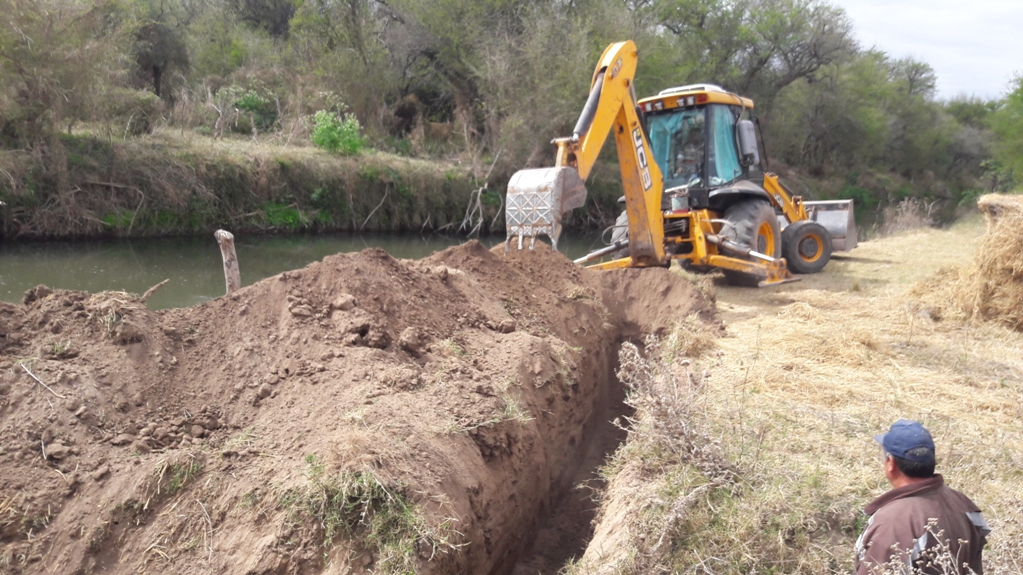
[864,474,944,516]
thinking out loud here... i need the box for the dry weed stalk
[872,521,969,575]
[985,499,1023,575]
[880,198,934,237]
[871,511,1022,575]
[614,338,735,563]
[458,150,502,237]
[613,335,728,478]
[617,339,730,481]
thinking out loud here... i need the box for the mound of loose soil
[0,242,709,574]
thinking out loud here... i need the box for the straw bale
[977,193,1023,222]
[915,194,1023,331]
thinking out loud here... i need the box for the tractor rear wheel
[782,220,832,274]
[721,199,781,286]
[723,199,781,258]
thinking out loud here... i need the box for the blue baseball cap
[874,419,935,462]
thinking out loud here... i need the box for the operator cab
[637,85,762,211]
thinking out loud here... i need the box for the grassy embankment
[579,214,1023,574]
[0,129,625,240]
[0,122,979,243]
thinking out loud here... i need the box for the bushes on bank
[311,112,365,156]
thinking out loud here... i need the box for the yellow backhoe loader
[504,41,856,286]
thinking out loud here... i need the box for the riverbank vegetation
[1,0,1020,238]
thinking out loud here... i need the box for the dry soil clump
[0,241,709,574]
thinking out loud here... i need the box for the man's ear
[883,455,900,483]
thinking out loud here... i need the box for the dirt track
[0,241,709,574]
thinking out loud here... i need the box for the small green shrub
[103,87,161,136]
[227,39,247,69]
[310,187,329,208]
[283,455,455,571]
[235,90,277,131]
[230,114,255,135]
[264,202,306,229]
[840,185,879,225]
[311,111,365,155]
[225,86,278,132]
[166,462,204,494]
[393,138,413,157]
[481,190,502,207]
[953,187,985,207]
[102,210,134,229]
[315,210,333,224]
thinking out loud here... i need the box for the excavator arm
[505,41,666,265]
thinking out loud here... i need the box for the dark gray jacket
[854,475,990,575]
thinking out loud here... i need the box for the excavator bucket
[505,167,588,251]
[804,199,858,251]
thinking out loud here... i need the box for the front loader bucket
[804,199,857,251]
[505,167,588,251]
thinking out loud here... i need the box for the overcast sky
[829,0,1022,101]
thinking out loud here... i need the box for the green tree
[0,0,111,145]
[945,96,996,129]
[113,0,202,99]
[942,96,997,180]
[640,0,854,104]
[229,0,296,38]
[132,20,189,97]
[991,75,1023,181]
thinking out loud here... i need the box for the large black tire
[720,199,781,286]
[609,210,629,259]
[782,220,832,274]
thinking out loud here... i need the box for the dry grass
[878,197,934,237]
[572,330,731,575]
[661,313,716,363]
[914,194,1023,331]
[700,213,1023,572]
[585,212,1023,573]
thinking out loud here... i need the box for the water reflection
[0,232,606,309]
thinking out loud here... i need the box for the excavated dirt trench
[507,360,630,575]
[0,241,709,575]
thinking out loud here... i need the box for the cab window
[646,107,706,190]
[706,104,742,186]
[645,103,745,190]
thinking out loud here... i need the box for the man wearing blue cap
[854,419,990,574]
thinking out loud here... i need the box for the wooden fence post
[214,229,241,294]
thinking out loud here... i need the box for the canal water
[0,232,607,310]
